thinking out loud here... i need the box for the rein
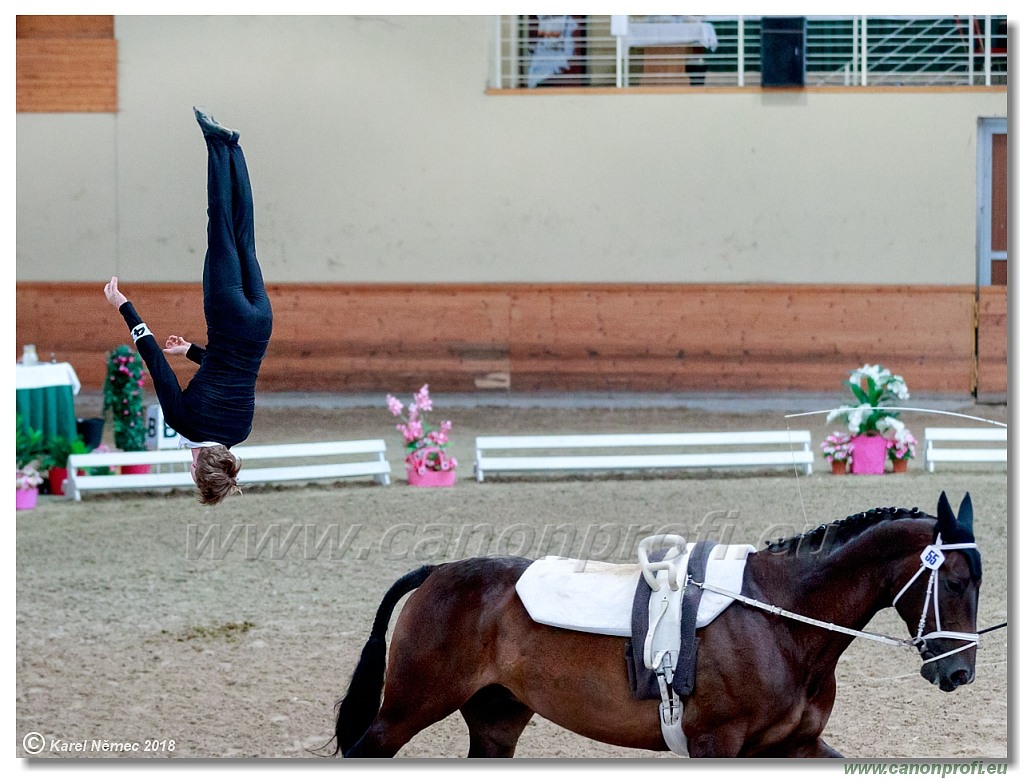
[692,533,987,666]
[692,579,915,649]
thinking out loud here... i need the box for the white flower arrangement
[826,364,909,436]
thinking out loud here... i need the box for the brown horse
[332,492,982,758]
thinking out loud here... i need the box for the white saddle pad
[516,544,755,637]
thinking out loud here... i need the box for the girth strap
[673,540,715,697]
[634,537,717,756]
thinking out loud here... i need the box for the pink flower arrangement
[886,428,918,461]
[16,461,43,490]
[385,384,457,474]
[821,432,854,464]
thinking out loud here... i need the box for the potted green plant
[16,415,45,509]
[17,414,45,465]
[41,434,90,496]
[826,364,909,475]
[103,345,149,474]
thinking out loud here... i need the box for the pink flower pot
[16,488,39,510]
[850,434,887,475]
[406,466,457,488]
[120,463,151,475]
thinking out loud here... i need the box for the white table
[16,362,81,394]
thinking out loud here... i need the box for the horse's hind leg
[344,558,531,758]
[460,684,535,758]
[344,688,470,758]
[343,720,403,758]
[345,612,492,756]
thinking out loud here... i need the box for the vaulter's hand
[104,276,127,309]
[164,335,193,356]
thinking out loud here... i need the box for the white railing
[493,15,1007,90]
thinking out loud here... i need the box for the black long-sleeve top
[117,301,258,447]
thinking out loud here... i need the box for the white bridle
[695,533,980,664]
[891,533,980,665]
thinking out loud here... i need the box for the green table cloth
[16,362,81,442]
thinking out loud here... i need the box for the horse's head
[892,492,982,692]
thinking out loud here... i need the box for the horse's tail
[332,564,437,756]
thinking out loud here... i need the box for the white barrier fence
[474,430,814,482]
[924,427,1007,472]
[64,439,391,500]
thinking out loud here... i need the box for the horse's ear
[957,492,974,535]
[937,491,975,544]
[937,491,954,527]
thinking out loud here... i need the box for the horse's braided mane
[762,505,934,555]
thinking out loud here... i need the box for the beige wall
[16,15,1008,285]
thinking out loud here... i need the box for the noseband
[891,533,980,664]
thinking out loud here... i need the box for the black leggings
[203,138,272,340]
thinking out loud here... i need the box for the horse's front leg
[686,725,748,758]
[689,730,843,758]
[782,738,844,758]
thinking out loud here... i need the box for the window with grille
[492,15,1007,90]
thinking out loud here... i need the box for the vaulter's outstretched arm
[103,275,192,426]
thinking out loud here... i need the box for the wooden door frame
[976,117,1007,286]
[974,117,1008,402]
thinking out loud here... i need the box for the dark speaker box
[760,16,806,87]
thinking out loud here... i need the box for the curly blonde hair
[193,444,241,505]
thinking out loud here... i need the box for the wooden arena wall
[16,16,117,113]
[16,283,1001,396]
[976,287,1009,403]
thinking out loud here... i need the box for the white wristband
[130,323,153,343]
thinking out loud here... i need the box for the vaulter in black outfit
[104,107,272,502]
